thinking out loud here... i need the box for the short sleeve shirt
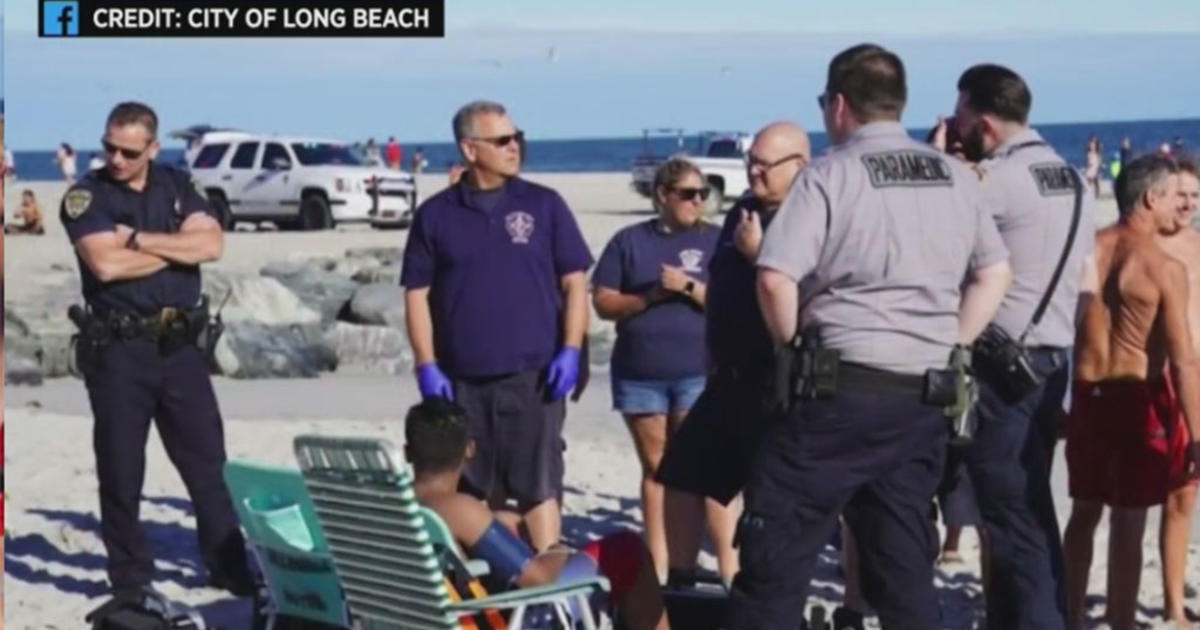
[61,163,218,314]
[977,128,1096,347]
[758,122,1009,375]
[706,196,777,372]
[400,177,594,378]
[592,219,720,380]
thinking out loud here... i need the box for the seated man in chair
[405,399,671,630]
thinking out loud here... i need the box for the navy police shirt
[60,163,218,315]
[706,197,776,373]
[592,218,719,381]
[400,177,594,378]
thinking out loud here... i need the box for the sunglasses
[101,138,151,161]
[471,130,524,148]
[817,92,830,110]
[747,153,807,172]
[670,186,710,202]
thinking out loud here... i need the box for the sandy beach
[7,172,1186,630]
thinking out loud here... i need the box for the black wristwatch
[684,280,695,295]
[126,229,140,251]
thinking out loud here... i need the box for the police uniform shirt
[978,128,1096,348]
[400,177,594,378]
[60,163,217,315]
[706,195,777,372]
[758,121,1009,375]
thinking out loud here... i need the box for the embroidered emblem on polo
[679,248,704,272]
[505,211,535,244]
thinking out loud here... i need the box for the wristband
[685,280,696,295]
[126,229,140,251]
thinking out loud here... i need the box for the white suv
[184,130,416,230]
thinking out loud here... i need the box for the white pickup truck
[171,126,416,231]
[630,129,751,214]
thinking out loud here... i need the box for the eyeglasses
[101,138,151,161]
[471,130,524,148]
[747,153,807,173]
[669,186,710,202]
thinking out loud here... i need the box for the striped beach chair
[292,434,610,630]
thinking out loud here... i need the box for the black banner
[39,0,445,38]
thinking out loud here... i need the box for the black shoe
[831,606,865,630]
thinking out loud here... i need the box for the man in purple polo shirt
[401,100,593,551]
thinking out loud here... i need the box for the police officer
[400,100,593,552]
[726,45,1013,629]
[61,102,251,600]
[952,65,1095,629]
[655,121,809,582]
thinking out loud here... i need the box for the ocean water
[10,118,1199,181]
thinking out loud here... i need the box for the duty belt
[838,362,926,397]
[103,307,192,340]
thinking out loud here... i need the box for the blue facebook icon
[42,1,80,37]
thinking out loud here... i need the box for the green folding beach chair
[292,434,611,630]
[223,459,352,630]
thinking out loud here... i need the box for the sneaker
[831,606,866,630]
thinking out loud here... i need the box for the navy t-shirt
[400,177,594,378]
[60,163,218,315]
[592,219,720,380]
[706,197,777,372]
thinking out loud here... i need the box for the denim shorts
[611,375,707,414]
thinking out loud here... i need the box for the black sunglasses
[747,153,807,172]
[670,186,710,202]
[471,130,524,148]
[101,138,150,161]
[817,92,829,110]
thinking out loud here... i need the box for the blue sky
[3,1,1199,149]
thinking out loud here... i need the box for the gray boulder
[259,260,358,325]
[5,344,44,386]
[202,271,320,325]
[213,321,338,379]
[344,283,406,329]
[324,322,413,375]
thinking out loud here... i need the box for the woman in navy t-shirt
[592,158,734,583]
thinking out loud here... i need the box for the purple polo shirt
[592,219,719,380]
[401,177,594,378]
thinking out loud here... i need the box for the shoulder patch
[1028,162,1076,196]
[861,151,953,188]
[63,188,93,220]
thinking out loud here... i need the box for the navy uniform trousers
[726,387,947,630]
[965,348,1070,630]
[84,338,245,591]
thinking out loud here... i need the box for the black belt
[838,362,926,397]
[97,307,193,340]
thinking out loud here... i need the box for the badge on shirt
[63,188,93,220]
[679,248,704,272]
[505,211,535,244]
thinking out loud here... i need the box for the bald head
[748,121,811,207]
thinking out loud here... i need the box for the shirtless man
[1158,157,1200,626]
[404,399,671,630]
[1063,154,1200,630]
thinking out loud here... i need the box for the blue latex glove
[417,362,454,400]
[546,347,581,401]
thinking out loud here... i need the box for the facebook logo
[42,1,80,37]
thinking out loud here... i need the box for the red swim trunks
[1165,376,1200,489]
[1067,379,1185,508]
